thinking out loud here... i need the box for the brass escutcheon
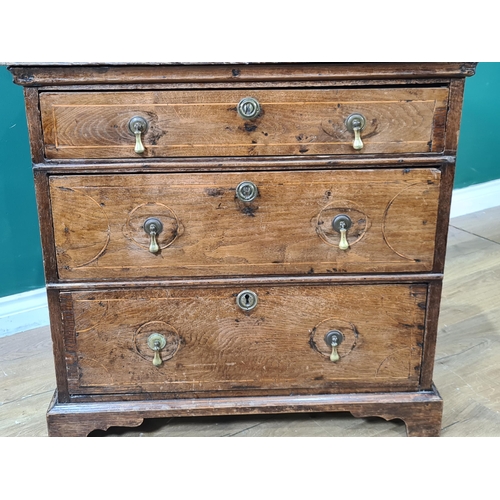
[237,97,261,120]
[236,290,258,311]
[236,181,259,202]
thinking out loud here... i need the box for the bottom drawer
[59,283,428,398]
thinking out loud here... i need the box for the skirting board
[450,178,500,219]
[0,179,498,338]
[0,288,49,338]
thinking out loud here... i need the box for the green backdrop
[0,63,498,298]
[0,66,45,298]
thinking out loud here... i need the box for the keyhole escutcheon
[236,290,258,311]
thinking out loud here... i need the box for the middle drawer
[49,168,441,280]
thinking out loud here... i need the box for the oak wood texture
[57,283,427,397]
[39,88,449,159]
[23,88,45,164]
[49,168,441,280]
[8,62,477,87]
[46,388,443,437]
[7,62,475,437]
[444,79,467,155]
[34,156,454,172]
[3,206,499,437]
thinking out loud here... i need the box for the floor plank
[450,205,500,244]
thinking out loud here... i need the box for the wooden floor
[2,206,500,437]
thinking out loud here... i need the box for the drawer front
[61,283,427,396]
[40,87,448,159]
[50,168,441,280]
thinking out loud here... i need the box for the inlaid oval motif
[124,202,182,251]
[52,187,110,269]
[134,321,182,363]
[316,200,369,247]
[310,317,358,360]
[382,182,439,261]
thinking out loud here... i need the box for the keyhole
[236,290,258,311]
[243,102,254,115]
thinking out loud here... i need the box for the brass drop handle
[332,214,352,251]
[325,330,344,363]
[345,113,366,151]
[128,116,148,154]
[339,224,349,250]
[143,217,163,254]
[147,333,167,367]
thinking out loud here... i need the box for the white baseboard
[450,178,500,219]
[0,179,498,338]
[0,288,49,338]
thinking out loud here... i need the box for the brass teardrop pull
[149,229,159,254]
[147,333,167,367]
[143,218,163,254]
[325,330,344,363]
[128,116,148,154]
[345,113,366,151]
[332,214,352,251]
[339,224,349,250]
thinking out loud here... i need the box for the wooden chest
[9,62,476,436]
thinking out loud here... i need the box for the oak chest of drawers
[9,62,476,436]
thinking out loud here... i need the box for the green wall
[0,66,45,298]
[456,62,500,188]
[0,63,498,299]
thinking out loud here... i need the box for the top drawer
[39,87,449,160]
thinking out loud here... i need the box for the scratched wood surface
[58,284,426,396]
[39,87,448,159]
[1,206,498,436]
[8,62,477,87]
[49,168,441,280]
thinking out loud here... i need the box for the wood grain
[39,88,449,159]
[57,283,427,396]
[444,79,466,155]
[3,206,498,438]
[46,389,443,437]
[49,168,442,280]
[8,62,477,87]
[6,62,477,437]
[34,155,455,172]
[33,170,59,283]
[23,87,45,164]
